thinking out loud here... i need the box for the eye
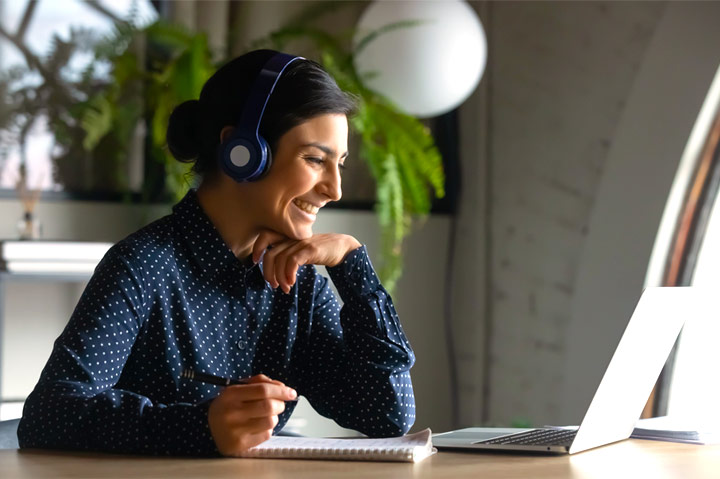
[304,156,324,165]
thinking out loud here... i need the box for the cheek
[281,167,316,198]
[257,161,317,215]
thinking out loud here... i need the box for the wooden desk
[1,440,719,479]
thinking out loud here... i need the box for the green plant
[0,16,216,201]
[84,21,216,202]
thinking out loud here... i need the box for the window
[666,152,720,422]
[645,64,720,422]
[0,0,157,192]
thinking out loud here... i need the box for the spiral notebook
[240,428,436,463]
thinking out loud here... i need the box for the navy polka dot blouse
[17,190,416,456]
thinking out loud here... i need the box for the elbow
[381,347,416,373]
[17,415,41,449]
[383,411,415,437]
[397,344,415,371]
[382,397,416,437]
[404,350,416,370]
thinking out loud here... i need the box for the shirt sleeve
[16,244,219,456]
[292,245,416,437]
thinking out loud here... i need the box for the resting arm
[17,245,218,456]
[293,246,416,437]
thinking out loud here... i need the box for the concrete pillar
[196,0,230,61]
[168,0,196,30]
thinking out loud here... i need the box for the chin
[285,225,313,241]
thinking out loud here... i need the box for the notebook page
[240,428,435,462]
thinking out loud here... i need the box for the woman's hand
[208,374,297,456]
[252,231,362,293]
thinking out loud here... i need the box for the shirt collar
[172,189,267,289]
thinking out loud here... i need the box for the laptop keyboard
[477,428,577,447]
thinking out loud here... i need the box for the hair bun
[167,100,202,162]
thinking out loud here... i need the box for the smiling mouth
[293,198,320,215]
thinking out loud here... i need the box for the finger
[252,230,287,264]
[242,399,286,419]
[240,429,274,452]
[247,374,286,387]
[243,415,280,434]
[262,241,294,289]
[277,245,303,292]
[284,245,312,288]
[272,244,298,294]
[212,400,286,428]
[224,382,297,402]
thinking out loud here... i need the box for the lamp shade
[353,0,486,118]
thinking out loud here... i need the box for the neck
[196,176,258,260]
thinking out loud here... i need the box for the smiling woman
[17,49,416,457]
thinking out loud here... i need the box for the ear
[219,126,235,143]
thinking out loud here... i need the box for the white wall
[0,200,167,401]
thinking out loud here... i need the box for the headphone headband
[221,52,304,182]
[237,53,301,138]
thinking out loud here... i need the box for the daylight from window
[666,181,720,425]
[0,0,157,191]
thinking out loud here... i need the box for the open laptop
[433,287,701,454]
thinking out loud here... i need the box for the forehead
[282,114,348,147]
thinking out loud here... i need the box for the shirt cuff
[326,245,382,299]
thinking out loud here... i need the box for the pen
[181,369,299,401]
[181,368,251,386]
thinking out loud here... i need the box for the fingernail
[289,388,297,399]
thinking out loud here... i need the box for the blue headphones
[220,53,303,182]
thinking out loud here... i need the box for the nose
[318,165,342,202]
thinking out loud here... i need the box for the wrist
[337,236,361,266]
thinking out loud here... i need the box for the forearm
[18,382,218,456]
[299,246,417,436]
[329,245,415,371]
[301,364,416,437]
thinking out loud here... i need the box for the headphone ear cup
[229,142,252,169]
[221,136,265,182]
[248,135,271,181]
[220,53,300,182]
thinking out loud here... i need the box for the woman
[17,50,416,456]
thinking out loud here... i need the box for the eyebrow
[301,142,349,160]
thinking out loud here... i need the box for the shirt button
[237,339,247,350]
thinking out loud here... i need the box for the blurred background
[1,0,719,438]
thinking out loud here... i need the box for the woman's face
[246,113,348,240]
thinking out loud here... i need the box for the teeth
[293,199,319,215]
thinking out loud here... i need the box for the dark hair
[166,49,357,177]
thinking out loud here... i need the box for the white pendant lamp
[353,0,487,118]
